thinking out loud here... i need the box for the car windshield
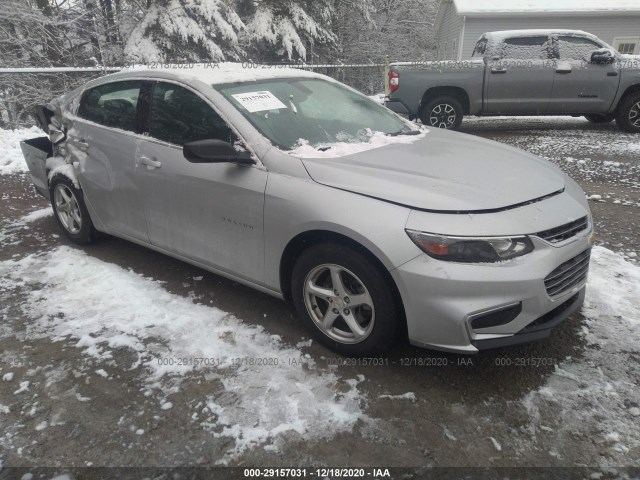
[216,78,413,150]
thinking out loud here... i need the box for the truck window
[557,36,603,60]
[500,36,550,60]
[472,37,487,57]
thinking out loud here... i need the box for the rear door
[136,81,267,283]
[547,35,620,114]
[484,35,555,114]
[71,80,149,241]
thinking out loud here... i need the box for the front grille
[544,249,591,297]
[536,216,589,244]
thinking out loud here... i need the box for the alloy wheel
[630,101,640,128]
[303,264,375,344]
[429,103,456,128]
[54,184,82,234]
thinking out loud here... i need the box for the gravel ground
[0,118,639,479]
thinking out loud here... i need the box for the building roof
[452,0,640,15]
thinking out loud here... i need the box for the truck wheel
[291,243,399,356]
[49,174,96,245]
[584,113,615,124]
[420,96,463,130]
[616,92,640,133]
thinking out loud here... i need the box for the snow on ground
[0,207,53,246]
[0,127,42,175]
[0,246,366,463]
[522,247,640,461]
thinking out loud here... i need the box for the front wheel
[616,92,640,133]
[584,113,615,123]
[49,174,96,244]
[291,243,399,356]
[420,95,464,130]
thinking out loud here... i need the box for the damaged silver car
[20,64,594,356]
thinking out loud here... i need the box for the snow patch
[288,129,428,158]
[0,246,366,461]
[0,127,43,175]
[522,247,640,463]
[378,392,417,402]
[47,156,80,189]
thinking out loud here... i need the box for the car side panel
[69,121,149,242]
[263,166,418,293]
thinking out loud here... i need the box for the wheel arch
[419,86,471,115]
[615,84,640,110]
[279,229,407,332]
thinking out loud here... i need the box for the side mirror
[590,49,614,64]
[183,139,254,165]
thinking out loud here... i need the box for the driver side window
[149,82,237,146]
[557,36,602,61]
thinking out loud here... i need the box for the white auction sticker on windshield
[231,91,287,113]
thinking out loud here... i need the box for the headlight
[405,230,534,263]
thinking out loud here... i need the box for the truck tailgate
[20,137,52,199]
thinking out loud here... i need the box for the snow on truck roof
[485,29,595,39]
[453,0,640,14]
[111,62,326,85]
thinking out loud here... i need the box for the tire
[615,92,640,133]
[49,174,96,245]
[420,95,464,130]
[291,243,399,356]
[584,113,615,123]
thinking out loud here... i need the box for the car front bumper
[390,226,593,354]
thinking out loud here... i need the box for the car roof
[96,62,328,86]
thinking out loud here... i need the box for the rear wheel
[616,92,640,133]
[49,174,96,244]
[291,243,399,356]
[584,113,615,124]
[420,95,463,130]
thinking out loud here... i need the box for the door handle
[556,68,572,74]
[607,72,618,77]
[491,68,507,74]
[140,155,162,169]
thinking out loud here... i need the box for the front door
[136,81,267,283]
[484,35,555,115]
[71,80,149,241]
[548,35,620,114]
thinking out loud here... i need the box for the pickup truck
[385,29,640,132]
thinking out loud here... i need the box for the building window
[613,37,640,55]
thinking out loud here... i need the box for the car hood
[300,128,566,212]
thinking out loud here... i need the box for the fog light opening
[470,303,523,330]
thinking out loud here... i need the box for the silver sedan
[24,64,594,356]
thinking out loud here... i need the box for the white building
[435,0,640,60]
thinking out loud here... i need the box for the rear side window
[501,36,550,60]
[472,37,488,57]
[149,82,236,146]
[77,81,142,132]
[557,36,602,60]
